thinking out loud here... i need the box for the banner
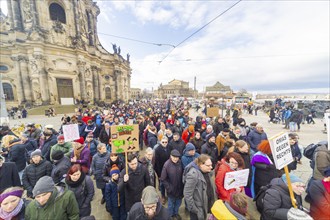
[224,169,250,190]
[207,107,220,117]
[110,124,139,153]
[269,132,293,169]
[62,124,80,142]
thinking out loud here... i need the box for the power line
[98,32,176,48]
[159,0,242,64]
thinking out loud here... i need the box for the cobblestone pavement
[7,109,327,220]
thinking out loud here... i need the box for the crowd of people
[0,99,329,220]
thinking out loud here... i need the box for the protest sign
[62,124,80,142]
[207,107,220,117]
[224,169,249,190]
[110,124,139,153]
[269,132,293,170]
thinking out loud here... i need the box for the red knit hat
[74,137,85,145]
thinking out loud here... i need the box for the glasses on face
[161,141,168,144]
[144,205,157,211]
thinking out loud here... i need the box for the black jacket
[22,158,53,197]
[99,127,111,144]
[127,201,170,220]
[0,162,21,193]
[51,156,71,184]
[262,178,302,220]
[41,135,58,161]
[147,132,158,149]
[154,145,171,178]
[201,142,218,168]
[118,163,151,212]
[8,143,27,172]
[168,138,185,155]
[160,159,184,198]
[189,137,205,154]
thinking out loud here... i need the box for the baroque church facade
[0,0,131,106]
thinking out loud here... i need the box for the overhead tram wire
[98,32,176,48]
[158,0,243,64]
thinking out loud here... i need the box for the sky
[1,0,329,94]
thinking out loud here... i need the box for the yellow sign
[110,124,139,153]
[207,107,220,117]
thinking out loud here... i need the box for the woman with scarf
[215,152,245,201]
[139,147,156,187]
[70,141,90,174]
[0,187,26,220]
[250,140,282,198]
[65,164,94,218]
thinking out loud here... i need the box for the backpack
[303,141,328,169]
[253,184,282,213]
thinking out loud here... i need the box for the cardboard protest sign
[269,132,293,169]
[224,169,250,190]
[207,107,220,117]
[110,124,139,153]
[62,124,80,142]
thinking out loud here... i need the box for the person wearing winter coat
[85,133,99,159]
[309,167,330,219]
[181,143,200,169]
[153,137,171,204]
[215,128,231,157]
[98,121,111,147]
[25,176,79,220]
[6,138,27,176]
[50,135,72,161]
[172,120,184,137]
[23,123,42,143]
[251,140,281,198]
[287,133,302,172]
[20,134,38,163]
[91,143,110,203]
[247,124,268,154]
[78,120,87,138]
[0,155,21,192]
[189,131,204,154]
[147,126,158,149]
[127,186,170,220]
[201,134,218,168]
[139,147,156,187]
[313,144,330,180]
[84,120,97,139]
[213,117,226,136]
[103,153,125,183]
[183,154,216,220]
[65,164,95,218]
[215,152,245,202]
[105,165,126,220]
[168,132,186,155]
[181,124,195,145]
[261,174,306,220]
[22,149,53,198]
[194,116,203,133]
[40,130,57,161]
[118,154,150,212]
[51,150,71,184]
[160,150,184,219]
[70,142,90,174]
[0,187,27,220]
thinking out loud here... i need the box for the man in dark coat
[154,137,171,204]
[51,150,71,184]
[0,155,21,192]
[168,132,185,155]
[22,149,53,197]
[99,121,111,150]
[7,138,27,179]
[118,154,150,212]
[201,134,218,168]
[40,129,58,161]
[127,186,170,220]
[147,126,158,149]
[247,123,268,154]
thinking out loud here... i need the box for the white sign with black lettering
[269,132,293,169]
[224,169,250,190]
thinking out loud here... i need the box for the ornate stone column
[77,60,87,100]
[10,56,25,104]
[18,55,32,102]
[27,59,41,105]
[91,66,99,100]
[33,54,49,103]
[113,70,119,101]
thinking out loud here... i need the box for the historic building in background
[130,88,141,100]
[0,0,131,106]
[154,79,196,99]
[204,81,232,99]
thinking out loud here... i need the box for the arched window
[3,83,14,100]
[49,3,66,24]
[0,65,9,72]
[105,87,111,100]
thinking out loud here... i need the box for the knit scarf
[74,145,84,159]
[322,180,330,193]
[0,199,23,220]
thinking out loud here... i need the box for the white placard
[269,132,293,169]
[60,98,74,105]
[325,113,330,150]
[224,169,250,190]
[62,124,80,142]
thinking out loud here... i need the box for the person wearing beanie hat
[22,148,53,198]
[261,175,305,220]
[309,166,330,219]
[51,150,71,184]
[50,135,73,161]
[201,132,218,168]
[26,176,79,219]
[0,187,26,220]
[74,137,85,145]
[160,148,184,218]
[104,164,126,219]
[127,186,170,220]
[201,125,214,142]
[182,143,200,168]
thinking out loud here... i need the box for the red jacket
[181,129,195,144]
[215,159,244,201]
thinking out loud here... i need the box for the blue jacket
[91,152,110,189]
[105,180,125,213]
[85,139,99,157]
[247,129,268,151]
[181,151,200,169]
